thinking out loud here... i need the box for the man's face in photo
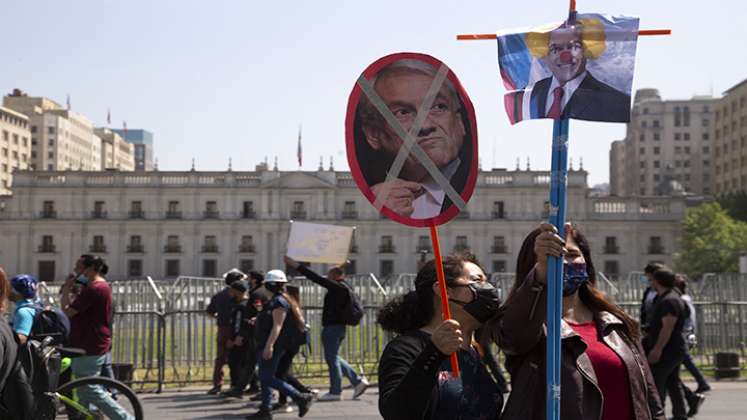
[364,69,466,182]
[546,28,586,85]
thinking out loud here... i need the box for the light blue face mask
[640,275,649,283]
[76,274,89,285]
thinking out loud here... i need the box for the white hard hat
[264,269,288,284]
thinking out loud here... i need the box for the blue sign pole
[546,118,569,420]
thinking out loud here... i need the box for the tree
[674,202,747,278]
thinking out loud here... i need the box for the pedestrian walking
[60,255,134,420]
[284,256,369,401]
[645,268,690,420]
[674,274,709,417]
[246,269,313,419]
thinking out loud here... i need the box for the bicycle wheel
[56,376,144,420]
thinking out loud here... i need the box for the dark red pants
[212,325,233,387]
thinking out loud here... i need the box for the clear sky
[2,0,745,186]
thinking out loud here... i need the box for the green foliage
[718,191,747,223]
[674,202,747,277]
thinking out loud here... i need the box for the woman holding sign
[377,254,502,420]
[495,223,664,420]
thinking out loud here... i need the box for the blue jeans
[71,355,134,420]
[257,349,301,410]
[683,352,709,389]
[322,324,361,394]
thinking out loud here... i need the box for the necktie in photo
[547,87,565,119]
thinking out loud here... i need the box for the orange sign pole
[429,224,460,378]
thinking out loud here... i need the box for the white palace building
[0,166,687,282]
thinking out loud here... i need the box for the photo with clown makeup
[497,13,640,124]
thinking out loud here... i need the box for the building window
[653,132,660,141]
[204,201,219,219]
[202,235,218,253]
[379,236,395,253]
[639,147,645,155]
[604,237,619,254]
[684,133,690,141]
[90,235,106,253]
[47,126,55,134]
[37,261,55,283]
[652,120,660,128]
[379,260,394,277]
[342,201,357,219]
[129,201,144,218]
[128,235,144,253]
[417,236,432,253]
[492,260,507,273]
[166,201,181,219]
[492,236,507,254]
[674,133,681,141]
[492,201,505,219]
[239,235,255,253]
[92,201,107,218]
[128,260,143,277]
[38,235,55,253]
[454,236,469,252]
[165,235,181,253]
[653,147,660,155]
[165,260,180,278]
[648,236,664,254]
[242,201,255,219]
[603,261,620,280]
[291,201,307,219]
[239,259,254,273]
[41,200,56,218]
[202,260,218,277]
[30,126,37,133]
[639,133,645,142]
[653,160,660,168]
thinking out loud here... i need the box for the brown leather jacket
[494,270,665,420]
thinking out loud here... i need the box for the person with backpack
[206,268,244,395]
[0,267,34,420]
[222,278,254,400]
[284,256,368,402]
[60,255,133,420]
[246,269,313,420]
[8,274,41,345]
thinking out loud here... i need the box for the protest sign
[345,52,478,227]
[286,221,354,266]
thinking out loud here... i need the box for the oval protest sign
[345,52,478,227]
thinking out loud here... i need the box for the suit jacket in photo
[530,72,631,123]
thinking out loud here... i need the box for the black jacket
[530,72,631,122]
[378,330,503,420]
[378,331,450,420]
[298,266,351,327]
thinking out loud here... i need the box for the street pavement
[138,380,747,419]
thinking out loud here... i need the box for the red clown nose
[559,50,573,63]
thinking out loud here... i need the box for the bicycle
[14,337,144,420]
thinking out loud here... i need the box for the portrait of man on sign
[347,54,478,227]
[498,14,639,124]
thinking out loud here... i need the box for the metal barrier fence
[33,272,747,391]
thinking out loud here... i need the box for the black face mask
[448,282,501,323]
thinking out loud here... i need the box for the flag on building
[107,108,111,125]
[297,125,303,167]
[123,120,128,134]
[66,94,71,110]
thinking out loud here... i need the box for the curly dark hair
[377,253,483,335]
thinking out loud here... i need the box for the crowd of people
[0,222,714,420]
[376,222,711,420]
[205,257,370,419]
